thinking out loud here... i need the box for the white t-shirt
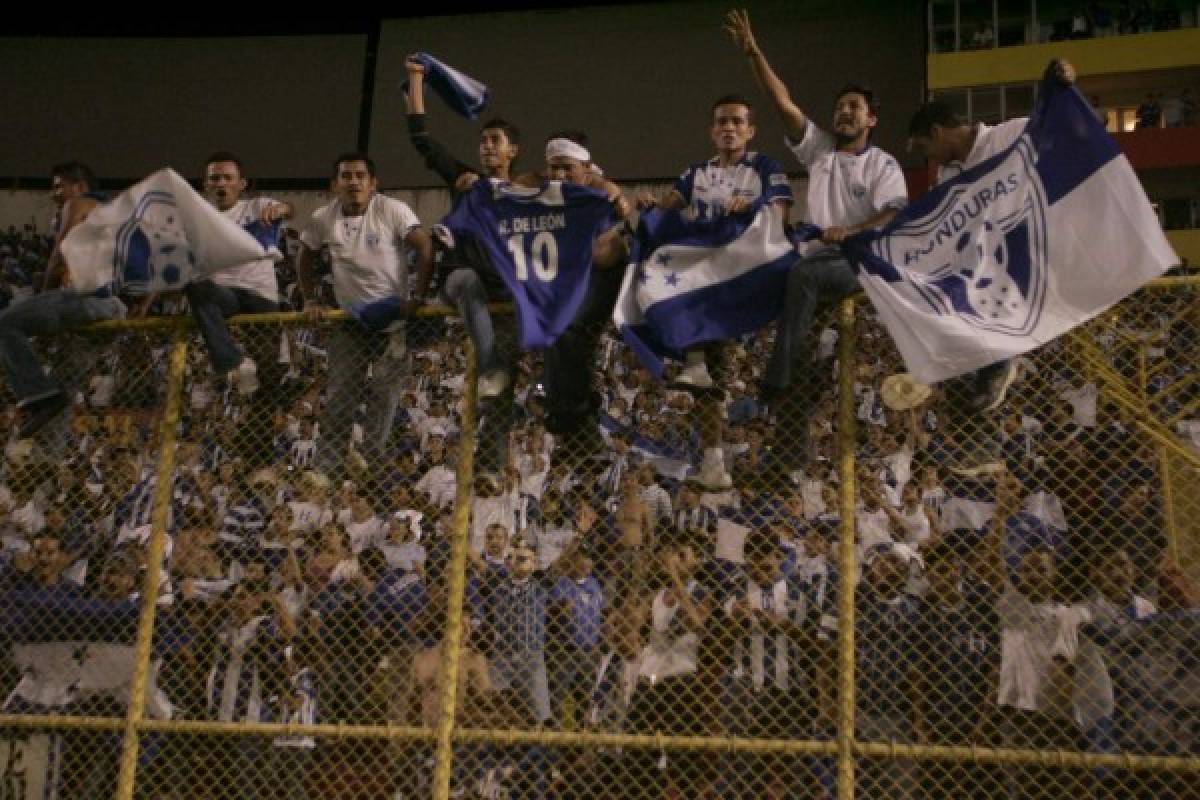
[416,465,457,508]
[787,123,908,254]
[856,507,893,554]
[288,501,333,534]
[996,588,1082,715]
[341,515,386,554]
[299,194,420,310]
[89,374,116,408]
[1061,383,1099,428]
[935,119,1027,185]
[379,541,426,572]
[535,525,576,570]
[212,198,282,302]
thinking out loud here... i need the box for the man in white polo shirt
[726,10,908,476]
[296,152,434,477]
[189,152,292,466]
[906,59,1077,419]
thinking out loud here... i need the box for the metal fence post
[114,326,189,799]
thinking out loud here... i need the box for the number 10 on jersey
[506,232,559,282]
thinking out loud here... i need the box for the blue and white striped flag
[402,52,489,120]
[843,74,1178,384]
[613,203,803,378]
[60,168,277,296]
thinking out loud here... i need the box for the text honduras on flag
[60,168,276,296]
[842,70,1177,384]
[613,201,809,379]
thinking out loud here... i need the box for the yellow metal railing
[0,279,1195,799]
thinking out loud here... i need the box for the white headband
[545,137,591,163]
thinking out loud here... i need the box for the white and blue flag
[60,168,276,296]
[613,202,804,377]
[402,52,489,120]
[843,75,1178,384]
[441,179,615,349]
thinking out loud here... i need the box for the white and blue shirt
[674,152,792,221]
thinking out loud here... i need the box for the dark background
[0,1,925,186]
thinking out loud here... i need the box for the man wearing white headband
[638,94,794,490]
[525,132,634,468]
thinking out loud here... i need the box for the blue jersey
[674,151,792,221]
[441,180,615,349]
[552,575,605,650]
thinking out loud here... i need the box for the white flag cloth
[844,77,1177,384]
[60,167,277,295]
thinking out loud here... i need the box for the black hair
[711,93,755,122]
[907,101,965,138]
[481,117,521,146]
[332,152,376,178]
[50,161,95,192]
[834,84,880,116]
[202,151,245,178]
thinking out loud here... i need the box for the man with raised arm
[726,8,908,478]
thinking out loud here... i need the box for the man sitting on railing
[0,162,131,448]
[295,152,435,479]
[188,151,292,467]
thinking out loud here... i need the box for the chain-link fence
[0,283,1196,799]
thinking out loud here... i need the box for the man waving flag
[614,200,807,378]
[61,168,276,296]
[843,63,1178,385]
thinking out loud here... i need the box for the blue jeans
[186,280,278,374]
[0,289,125,406]
[440,268,519,474]
[441,268,499,374]
[542,263,627,436]
[317,324,409,475]
[766,253,860,464]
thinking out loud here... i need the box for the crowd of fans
[0,223,1196,800]
[944,0,1195,52]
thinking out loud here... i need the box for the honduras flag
[402,52,489,120]
[60,168,277,296]
[613,202,805,378]
[843,71,1178,384]
[0,591,173,718]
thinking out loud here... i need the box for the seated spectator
[1136,92,1163,129]
[637,463,672,523]
[3,529,78,592]
[377,511,427,576]
[415,450,457,509]
[548,548,605,724]
[1072,545,1155,759]
[336,490,386,554]
[908,538,1001,797]
[478,537,579,726]
[287,470,334,535]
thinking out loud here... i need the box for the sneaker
[477,368,510,399]
[233,357,259,395]
[947,460,1006,479]
[972,360,1018,414]
[696,453,732,491]
[673,359,715,391]
[17,393,68,440]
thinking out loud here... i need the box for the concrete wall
[370,0,926,185]
[0,35,366,180]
